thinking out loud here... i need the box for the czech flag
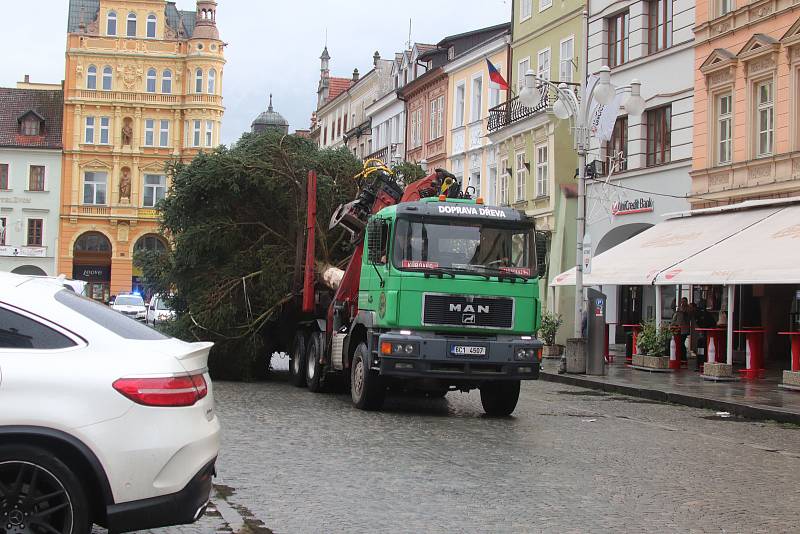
[487,59,509,91]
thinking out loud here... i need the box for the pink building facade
[692,1,800,207]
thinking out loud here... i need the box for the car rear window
[55,290,168,340]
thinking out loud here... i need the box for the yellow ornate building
[60,0,225,300]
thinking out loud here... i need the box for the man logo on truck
[449,303,490,314]
[462,313,476,325]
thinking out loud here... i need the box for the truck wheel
[289,331,307,388]
[351,343,385,411]
[306,332,325,393]
[479,380,521,417]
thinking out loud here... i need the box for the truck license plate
[451,345,487,357]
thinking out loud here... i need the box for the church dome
[252,94,289,135]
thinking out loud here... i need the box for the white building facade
[0,86,64,276]
[366,46,435,164]
[586,0,695,341]
[444,32,510,205]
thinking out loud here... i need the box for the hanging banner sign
[612,197,654,216]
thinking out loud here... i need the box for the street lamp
[518,54,646,352]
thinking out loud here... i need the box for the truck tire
[306,331,325,393]
[479,380,521,417]
[289,331,307,388]
[351,342,385,411]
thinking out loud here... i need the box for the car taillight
[112,373,208,407]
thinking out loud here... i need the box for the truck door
[361,218,390,315]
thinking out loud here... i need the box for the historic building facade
[312,47,354,151]
[0,83,64,277]
[60,0,225,300]
[365,51,415,164]
[403,26,510,172]
[487,0,586,343]
[444,28,510,203]
[692,0,800,207]
[585,0,695,342]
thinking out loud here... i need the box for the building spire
[268,93,273,112]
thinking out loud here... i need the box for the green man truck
[285,162,543,416]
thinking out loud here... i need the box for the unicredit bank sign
[612,197,654,217]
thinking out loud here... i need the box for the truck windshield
[392,217,535,277]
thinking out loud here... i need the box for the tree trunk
[316,262,344,290]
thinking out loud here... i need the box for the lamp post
[518,33,645,347]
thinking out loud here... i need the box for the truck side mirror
[535,230,550,279]
[366,218,389,265]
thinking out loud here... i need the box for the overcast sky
[2,0,511,145]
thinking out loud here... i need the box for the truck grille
[422,294,514,329]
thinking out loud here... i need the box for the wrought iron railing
[487,82,580,133]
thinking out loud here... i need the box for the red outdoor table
[696,328,727,365]
[623,324,642,363]
[778,332,800,372]
[735,328,766,380]
[669,325,684,370]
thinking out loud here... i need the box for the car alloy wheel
[0,460,74,534]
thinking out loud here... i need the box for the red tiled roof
[328,77,352,102]
[0,88,63,149]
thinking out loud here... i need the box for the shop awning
[551,198,796,287]
[663,202,800,285]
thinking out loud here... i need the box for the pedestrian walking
[671,297,691,362]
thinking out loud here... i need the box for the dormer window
[19,112,44,137]
[22,118,40,136]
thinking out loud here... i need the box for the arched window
[195,68,203,93]
[86,65,97,90]
[161,69,172,94]
[207,68,216,94]
[107,11,117,36]
[146,14,156,38]
[102,66,113,91]
[134,234,168,253]
[75,232,112,253]
[146,68,157,93]
[126,12,137,37]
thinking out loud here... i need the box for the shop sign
[0,246,46,258]
[612,197,654,216]
[73,265,111,281]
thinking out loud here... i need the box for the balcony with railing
[487,82,579,134]
[68,90,222,107]
[366,146,389,163]
[67,205,161,219]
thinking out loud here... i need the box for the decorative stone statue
[122,119,133,146]
[119,169,131,201]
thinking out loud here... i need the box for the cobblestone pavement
[97,370,800,533]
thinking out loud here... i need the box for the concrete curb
[540,371,800,425]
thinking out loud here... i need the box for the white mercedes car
[0,272,220,533]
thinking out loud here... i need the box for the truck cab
[351,197,542,414]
